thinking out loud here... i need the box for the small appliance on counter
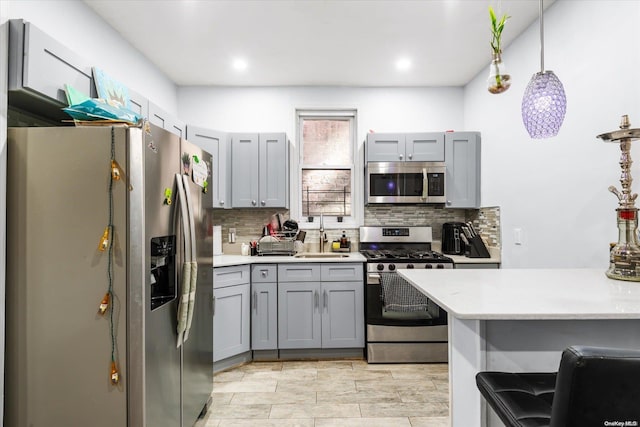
[442,221,490,258]
[442,222,466,255]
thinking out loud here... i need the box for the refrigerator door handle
[181,174,199,343]
[175,173,192,347]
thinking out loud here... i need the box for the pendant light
[521,0,566,138]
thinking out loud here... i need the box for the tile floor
[195,359,450,427]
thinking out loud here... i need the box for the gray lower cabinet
[278,281,322,349]
[213,266,251,362]
[445,131,481,208]
[251,265,278,350]
[278,263,364,349]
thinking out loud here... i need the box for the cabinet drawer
[251,264,277,283]
[278,264,321,282]
[213,265,250,288]
[321,263,364,281]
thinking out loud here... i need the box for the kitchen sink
[293,252,350,259]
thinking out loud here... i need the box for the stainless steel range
[360,226,452,363]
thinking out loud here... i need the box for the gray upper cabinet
[149,101,185,138]
[366,133,405,162]
[231,133,259,207]
[445,132,481,208]
[187,126,230,209]
[128,89,149,119]
[406,133,445,162]
[231,133,289,208]
[8,19,95,121]
[366,132,444,162]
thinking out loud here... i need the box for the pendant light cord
[539,0,545,72]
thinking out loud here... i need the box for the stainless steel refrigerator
[5,124,214,426]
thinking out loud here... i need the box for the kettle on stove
[442,222,466,255]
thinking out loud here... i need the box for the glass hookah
[598,115,640,281]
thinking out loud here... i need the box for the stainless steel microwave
[366,162,446,204]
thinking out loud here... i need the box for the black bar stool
[476,346,640,427]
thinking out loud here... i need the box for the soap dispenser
[340,231,348,249]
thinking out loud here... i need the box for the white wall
[464,0,640,268]
[179,86,464,222]
[6,0,178,113]
[179,86,464,137]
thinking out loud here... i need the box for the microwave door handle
[422,168,428,200]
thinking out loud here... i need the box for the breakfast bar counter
[398,268,640,427]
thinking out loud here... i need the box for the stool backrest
[550,345,640,427]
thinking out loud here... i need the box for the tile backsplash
[207,205,501,254]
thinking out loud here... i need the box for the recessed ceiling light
[232,58,248,71]
[396,58,412,71]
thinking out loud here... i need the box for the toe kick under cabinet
[277,263,364,349]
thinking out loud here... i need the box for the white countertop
[398,268,640,320]
[213,252,366,268]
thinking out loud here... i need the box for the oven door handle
[422,168,428,200]
[367,273,381,285]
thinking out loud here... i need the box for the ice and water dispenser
[150,235,176,310]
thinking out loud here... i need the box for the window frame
[293,109,362,230]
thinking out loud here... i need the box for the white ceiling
[83,0,554,87]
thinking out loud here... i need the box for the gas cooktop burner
[361,249,452,263]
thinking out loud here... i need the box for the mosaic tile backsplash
[208,205,501,254]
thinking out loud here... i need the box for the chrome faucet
[319,214,326,253]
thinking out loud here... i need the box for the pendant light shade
[522,70,566,138]
[521,0,566,138]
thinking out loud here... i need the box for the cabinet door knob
[261,270,267,277]
[447,200,451,205]
[261,200,266,206]
[399,154,403,160]
[252,200,257,206]
[408,153,413,160]
[220,200,224,205]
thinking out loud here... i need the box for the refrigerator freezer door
[180,137,214,426]
[142,125,182,427]
[6,127,128,427]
